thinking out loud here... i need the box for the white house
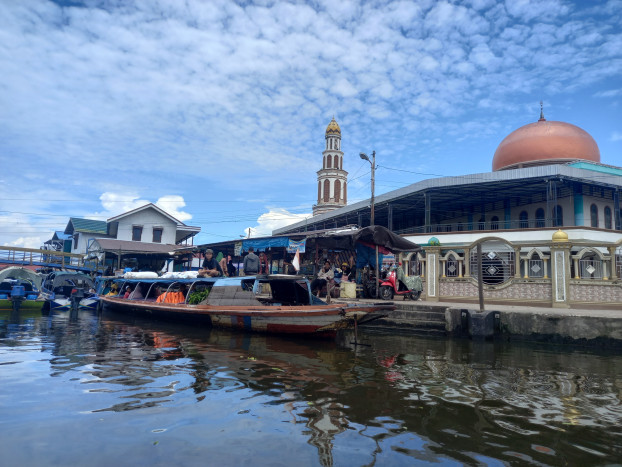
[59,204,200,272]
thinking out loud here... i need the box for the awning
[241,237,290,252]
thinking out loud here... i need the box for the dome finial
[539,100,546,122]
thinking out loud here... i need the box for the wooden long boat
[99,274,393,337]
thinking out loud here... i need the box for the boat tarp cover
[51,273,94,288]
[0,267,42,289]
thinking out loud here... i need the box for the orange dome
[492,119,600,171]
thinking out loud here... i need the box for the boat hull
[100,296,391,336]
[49,297,99,311]
[0,299,44,311]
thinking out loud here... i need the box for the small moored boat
[0,267,43,310]
[99,274,393,337]
[41,271,97,311]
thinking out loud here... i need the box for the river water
[1,309,621,466]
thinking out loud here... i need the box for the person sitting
[341,262,351,281]
[105,283,119,296]
[123,286,132,299]
[218,253,228,277]
[129,284,143,300]
[199,249,223,277]
[226,255,237,277]
[311,260,334,297]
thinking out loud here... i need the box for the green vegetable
[188,289,210,304]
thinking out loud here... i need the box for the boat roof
[108,274,306,285]
[0,267,42,289]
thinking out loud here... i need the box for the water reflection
[1,309,622,466]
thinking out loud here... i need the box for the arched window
[519,211,528,228]
[317,181,321,203]
[491,216,499,230]
[323,179,330,202]
[334,180,341,202]
[326,155,332,169]
[330,138,333,150]
[344,183,347,204]
[478,217,485,230]
[535,208,545,228]
[334,156,339,170]
[553,205,563,227]
[590,204,598,227]
[604,206,612,229]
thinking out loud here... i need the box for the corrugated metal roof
[274,164,622,234]
[68,218,108,234]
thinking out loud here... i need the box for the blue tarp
[241,237,290,252]
[355,243,384,269]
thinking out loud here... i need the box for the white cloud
[611,132,622,141]
[0,1,620,245]
[245,208,310,238]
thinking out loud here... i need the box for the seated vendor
[199,249,223,277]
[311,260,334,297]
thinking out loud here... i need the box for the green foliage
[188,289,209,305]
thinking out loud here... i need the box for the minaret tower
[313,117,348,216]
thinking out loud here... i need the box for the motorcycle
[379,267,422,301]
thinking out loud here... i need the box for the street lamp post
[359,151,376,225]
[360,150,378,297]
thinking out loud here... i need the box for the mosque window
[604,206,612,229]
[323,179,330,202]
[519,211,528,229]
[330,138,333,150]
[477,217,485,230]
[334,180,341,202]
[491,216,499,230]
[344,183,347,204]
[470,240,515,285]
[327,155,332,168]
[590,204,598,227]
[535,208,545,228]
[553,205,563,227]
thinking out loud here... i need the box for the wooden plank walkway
[0,246,98,272]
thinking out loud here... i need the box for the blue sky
[1,0,621,248]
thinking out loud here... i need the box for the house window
[132,226,143,241]
[590,204,598,228]
[604,206,612,229]
[73,233,79,250]
[153,228,163,243]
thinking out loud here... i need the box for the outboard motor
[11,285,25,312]
[70,288,85,312]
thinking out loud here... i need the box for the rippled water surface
[1,308,621,466]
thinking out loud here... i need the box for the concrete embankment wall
[378,300,622,347]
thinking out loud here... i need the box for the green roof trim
[69,217,108,234]
[569,161,622,177]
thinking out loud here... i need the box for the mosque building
[312,117,348,216]
[275,107,622,308]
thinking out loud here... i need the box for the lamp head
[359,152,369,161]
